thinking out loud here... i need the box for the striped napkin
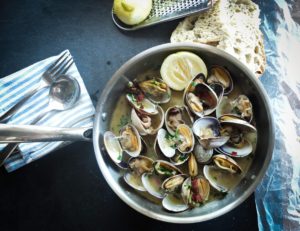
[0,50,95,172]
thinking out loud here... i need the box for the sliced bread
[170,0,266,77]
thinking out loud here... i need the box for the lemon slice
[160,51,208,91]
[113,0,152,25]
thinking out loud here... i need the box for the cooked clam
[128,156,154,175]
[192,117,229,149]
[212,154,242,174]
[142,173,165,199]
[156,128,176,158]
[216,95,253,122]
[203,165,237,193]
[153,160,183,177]
[209,83,224,104]
[103,124,142,168]
[176,124,195,153]
[182,177,210,207]
[217,115,256,157]
[124,156,154,192]
[138,78,171,104]
[162,193,189,213]
[119,124,142,157]
[165,105,193,136]
[126,93,158,115]
[170,152,189,166]
[103,131,125,167]
[131,105,164,136]
[207,66,233,95]
[188,153,198,177]
[162,174,187,193]
[184,76,218,117]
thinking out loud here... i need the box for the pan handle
[0,124,93,143]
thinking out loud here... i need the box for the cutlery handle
[0,124,93,143]
[0,84,46,123]
[0,125,92,166]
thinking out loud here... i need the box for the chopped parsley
[118,114,131,129]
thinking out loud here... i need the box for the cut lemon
[113,0,152,26]
[160,51,208,91]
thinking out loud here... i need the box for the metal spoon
[0,74,81,165]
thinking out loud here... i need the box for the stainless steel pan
[1,43,275,223]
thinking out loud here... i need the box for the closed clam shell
[212,154,242,174]
[131,105,164,136]
[193,142,213,164]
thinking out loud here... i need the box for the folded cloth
[0,50,95,172]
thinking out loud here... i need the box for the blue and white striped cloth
[0,50,95,172]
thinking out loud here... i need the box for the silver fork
[0,51,74,123]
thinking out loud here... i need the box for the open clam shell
[142,173,165,199]
[165,105,194,136]
[217,115,256,157]
[138,78,171,104]
[184,75,218,117]
[103,131,126,168]
[176,124,195,154]
[209,83,224,105]
[203,165,237,193]
[124,156,154,192]
[126,93,158,115]
[156,128,176,158]
[170,152,189,166]
[153,160,183,177]
[181,176,210,207]
[161,174,187,193]
[206,66,233,95]
[192,117,229,149]
[119,124,142,157]
[212,154,242,174]
[131,105,164,136]
[216,95,253,122]
[162,193,189,213]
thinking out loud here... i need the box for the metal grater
[112,0,212,31]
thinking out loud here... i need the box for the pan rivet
[101,113,107,121]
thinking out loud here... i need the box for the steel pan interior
[93,43,274,223]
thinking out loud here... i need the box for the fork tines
[48,52,73,78]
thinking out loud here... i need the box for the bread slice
[170,0,266,77]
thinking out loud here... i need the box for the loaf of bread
[170,0,266,77]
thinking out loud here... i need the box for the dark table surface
[0,0,259,230]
